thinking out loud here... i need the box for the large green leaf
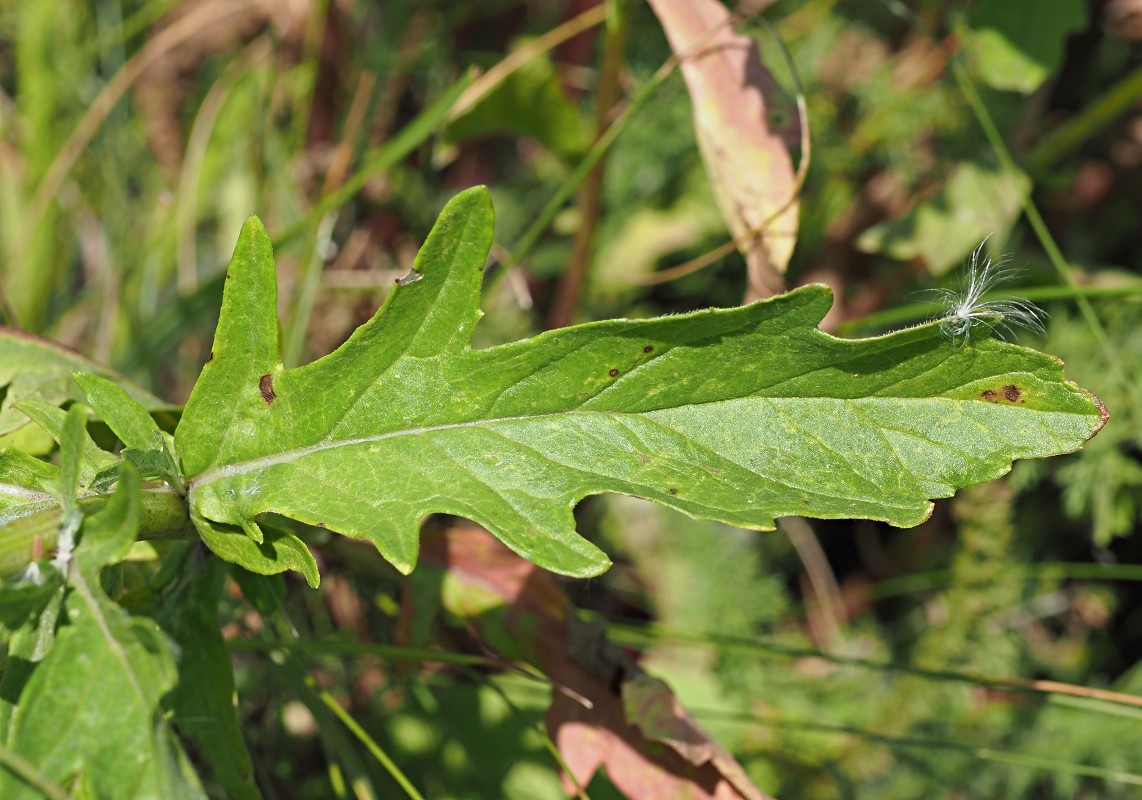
[176,187,1106,580]
[0,328,167,438]
[0,464,201,799]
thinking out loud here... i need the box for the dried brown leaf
[647,0,800,299]
[422,525,770,800]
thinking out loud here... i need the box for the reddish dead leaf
[647,0,800,300]
[422,525,771,800]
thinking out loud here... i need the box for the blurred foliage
[1,0,1141,797]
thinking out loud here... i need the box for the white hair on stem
[929,238,1047,348]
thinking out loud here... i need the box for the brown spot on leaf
[668,487,678,495]
[205,351,214,364]
[608,369,619,377]
[643,345,655,353]
[980,389,997,400]
[1003,384,1021,402]
[315,522,327,529]
[259,374,276,405]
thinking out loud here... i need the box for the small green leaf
[967,0,1087,94]
[14,400,118,486]
[195,516,320,588]
[72,372,183,488]
[0,464,192,799]
[73,372,163,452]
[177,187,1105,583]
[53,405,87,513]
[121,445,182,488]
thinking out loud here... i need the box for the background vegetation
[1,0,1141,797]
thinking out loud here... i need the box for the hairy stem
[0,489,194,580]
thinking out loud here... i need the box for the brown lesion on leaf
[979,385,1024,403]
[258,373,276,405]
[205,351,214,364]
[667,487,678,495]
[643,345,655,353]
[608,368,619,377]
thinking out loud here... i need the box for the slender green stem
[475,671,592,800]
[316,684,427,800]
[949,51,1142,421]
[282,212,337,368]
[838,282,1142,335]
[227,638,493,666]
[598,617,1142,713]
[696,709,1142,786]
[1024,61,1142,174]
[867,561,1142,599]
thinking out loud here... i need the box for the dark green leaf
[156,557,260,800]
[0,570,62,629]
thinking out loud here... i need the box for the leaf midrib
[184,394,1083,492]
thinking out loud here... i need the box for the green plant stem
[599,617,1142,713]
[837,282,1142,335]
[316,684,427,800]
[868,561,1142,599]
[227,638,494,666]
[0,489,192,580]
[695,709,1142,786]
[283,212,337,368]
[1024,61,1142,175]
